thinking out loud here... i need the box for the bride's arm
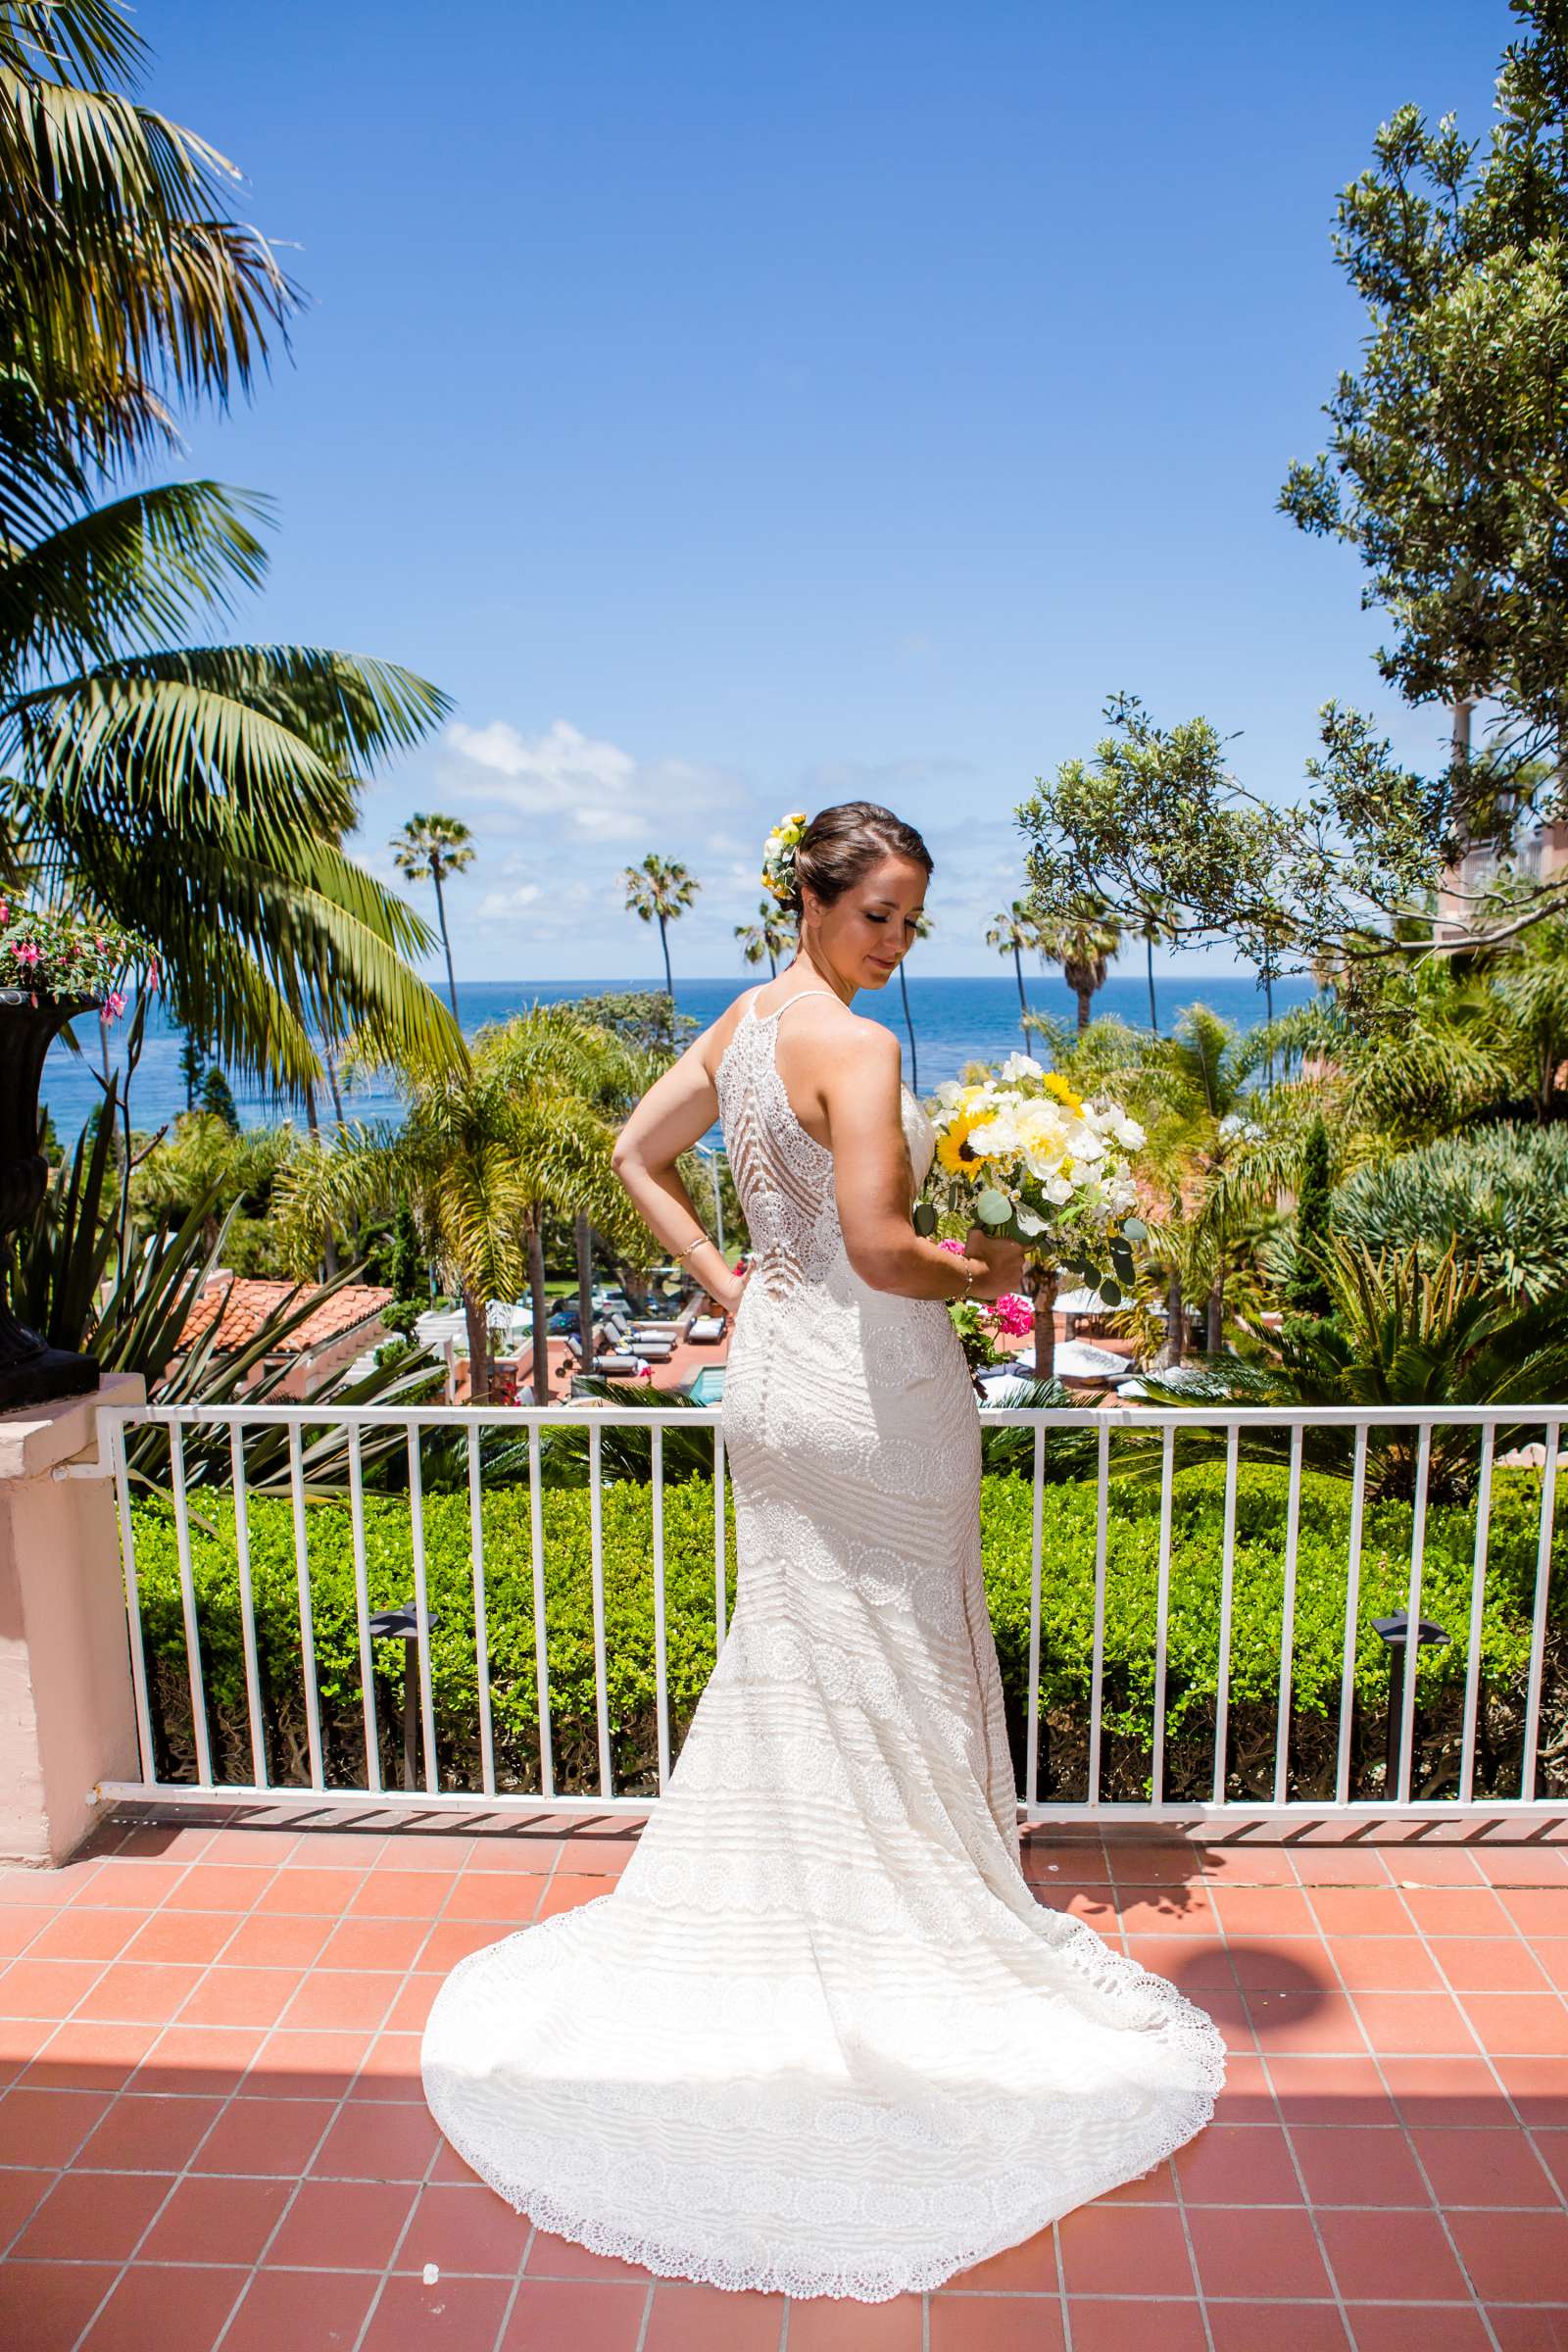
[611,1042,746,1314]
[823,1026,1024,1302]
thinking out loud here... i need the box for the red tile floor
[2,1809,1566,2351]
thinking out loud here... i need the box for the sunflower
[1041,1071,1083,1114]
[937,1109,986,1175]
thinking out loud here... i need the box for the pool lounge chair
[686,1311,726,1346]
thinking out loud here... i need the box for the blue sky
[141,0,1504,983]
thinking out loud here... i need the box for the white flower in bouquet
[920,1058,1148,1301]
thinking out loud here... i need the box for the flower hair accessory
[760,810,808,905]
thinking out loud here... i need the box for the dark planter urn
[0,988,99,1412]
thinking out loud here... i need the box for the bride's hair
[789,802,933,919]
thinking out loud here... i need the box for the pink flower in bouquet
[986,1292,1033,1340]
[936,1237,966,1257]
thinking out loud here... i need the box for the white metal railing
[67,1399,1568,1823]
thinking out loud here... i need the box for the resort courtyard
[2,1805,1566,2352]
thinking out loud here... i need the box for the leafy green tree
[198,1064,238,1133]
[391,813,475,1020]
[1280,1,1568,810]
[1019,692,1455,979]
[570,990,698,1058]
[1288,1114,1334,1317]
[622,854,699,999]
[386,1202,426,1304]
[0,1,462,1093]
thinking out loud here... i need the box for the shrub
[128,1457,1567,1805]
[1334,1124,1568,1304]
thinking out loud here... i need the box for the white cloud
[442,717,727,841]
[475,881,542,919]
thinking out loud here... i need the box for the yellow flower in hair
[760,810,808,903]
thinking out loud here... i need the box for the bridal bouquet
[917,1053,1147,1304]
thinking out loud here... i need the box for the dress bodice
[714,992,932,1303]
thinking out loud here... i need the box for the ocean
[39,968,1314,1144]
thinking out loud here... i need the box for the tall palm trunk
[302,1080,340,1275]
[574,1211,595,1379]
[1261,952,1275,1084]
[321,1035,345,1125]
[1146,933,1159,1034]
[1205,1269,1225,1352]
[898,963,919,1093]
[432,865,460,1021]
[657,912,673,999]
[1012,944,1029,1052]
[1161,1269,1185,1368]
[1028,1260,1057,1380]
[1076,988,1093,1033]
[464,1284,490,1404]
[527,1224,552,1403]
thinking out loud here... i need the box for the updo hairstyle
[786,802,933,921]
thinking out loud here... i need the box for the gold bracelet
[671,1234,710,1265]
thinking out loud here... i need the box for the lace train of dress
[422,990,1225,2300]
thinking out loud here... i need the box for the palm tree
[735,898,792,977]
[0,3,462,1096]
[1136,898,1176,1035]
[986,902,1038,1053]
[623,854,699,998]
[1037,902,1122,1034]
[275,1007,649,1404]
[391,814,475,1020]
[897,909,931,1093]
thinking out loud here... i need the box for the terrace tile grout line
[0,1815,571,2347]
[57,1826,432,2352]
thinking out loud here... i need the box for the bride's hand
[705,1261,751,1316]
[963,1229,1028,1301]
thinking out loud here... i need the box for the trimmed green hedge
[129,1461,1567,1803]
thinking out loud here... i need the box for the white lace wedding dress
[422,989,1225,2300]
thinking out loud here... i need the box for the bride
[422,800,1224,2300]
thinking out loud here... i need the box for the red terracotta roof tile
[178,1277,392,1357]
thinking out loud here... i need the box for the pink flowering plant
[0,905,150,1014]
[937,1239,1033,1378]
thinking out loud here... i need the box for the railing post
[0,1378,145,1863]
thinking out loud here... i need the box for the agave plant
[1139,1239,1568,1501]
[1333,1124,1568,1306]
[14,1081,440,1498]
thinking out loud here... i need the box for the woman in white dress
[422,802,1224,2300]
